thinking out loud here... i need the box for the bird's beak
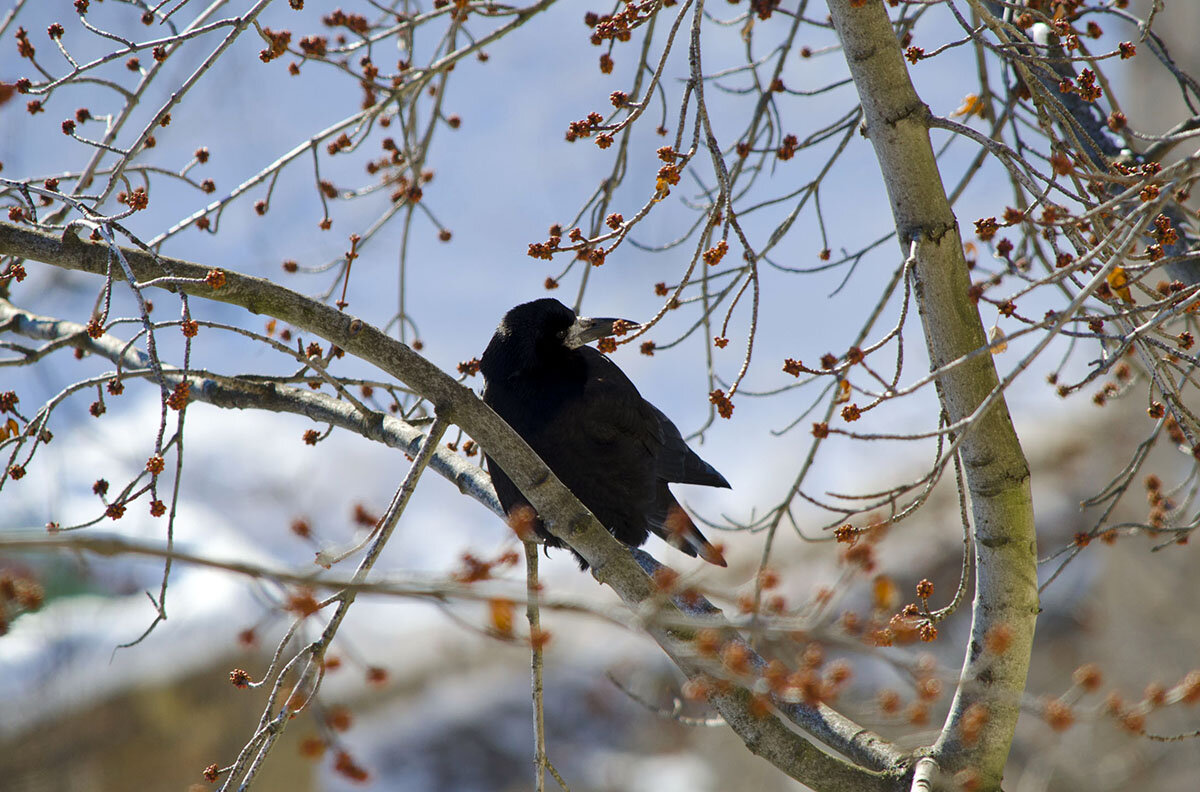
[564,315,638,349]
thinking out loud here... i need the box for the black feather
[481,298,728,569]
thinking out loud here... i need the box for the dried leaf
[951,94,986,119]
[989,325,1008,355]
[833,379,852,404]
[489,598,515,637]
[873,575,898,611]
[1106,266,1133,303]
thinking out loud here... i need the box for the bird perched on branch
[480,298,729,569]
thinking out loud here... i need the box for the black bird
[480,298,729,569]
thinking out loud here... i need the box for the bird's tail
[658,498,727,567]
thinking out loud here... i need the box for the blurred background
[2,1,1199,790]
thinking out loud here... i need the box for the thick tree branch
[827,2,1037,788]
[0,219,902,790]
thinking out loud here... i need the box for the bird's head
[481,298,636,378]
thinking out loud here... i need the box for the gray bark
[0,219,904,790]
[827,2,1037,788]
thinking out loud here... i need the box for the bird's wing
[645,403,731,488]
[577,348,730,488]
[569,350,659,472]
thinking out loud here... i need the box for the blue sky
[0,0,1129,663]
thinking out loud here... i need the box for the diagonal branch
[0,219,903,790]
[221,413,449,791]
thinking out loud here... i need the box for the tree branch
[0,219,903,790]
[826,1,1037,787]
[0,297,501,516]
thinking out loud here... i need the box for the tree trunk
[827,2,1038,787]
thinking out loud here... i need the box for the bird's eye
[556,329,567,339]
